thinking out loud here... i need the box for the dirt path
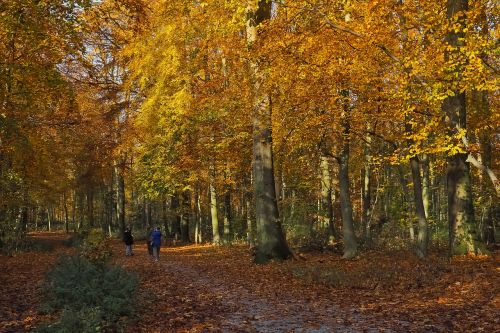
[159,257,383,333]
[115,243,401,332]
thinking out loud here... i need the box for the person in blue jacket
[151,226,162,262]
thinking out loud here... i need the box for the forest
[0,0,498,332]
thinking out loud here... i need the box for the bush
[79,229,112,266]
[0,223,29,254]
[38,255,138,332]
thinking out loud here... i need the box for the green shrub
[79,229,112,266]
[38,255,138,332]
[0,224,29,254]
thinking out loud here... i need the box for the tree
[246,1,292,263]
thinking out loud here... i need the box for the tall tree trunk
[171,194,181,240]
[397,166,414,240]
[63,192,69,234]
[247,0,291,263]
[319,154,338,243]
[404,115,429,257]
[409,157,429,258]
[72,189,77,232]
[209,170,221,245]
[223,188,232,244]
[195,189,203,244]
[115,163,126,234]
[16,207,28,232]
[362,126,372,243]
[478,95,495,245]
[421,154,431,219]
[47,208,52,231]
[443,0,478,255]
[162,198,170,238]
[338,91,358,259]
[246,192,255,248]
[181,190,190,242]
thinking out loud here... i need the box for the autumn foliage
[0,0,499,331]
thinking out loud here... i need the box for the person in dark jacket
[151,226,162,262]
[123,226,134,256]
[147,226,154,258]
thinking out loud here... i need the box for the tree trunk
[195,189,203,244]
[447,152,476,254]
[397,165,414,240]
[338,91,358,259]
[209,172,221,245]
[443,0,479,255]
[223,187,232,244]
[115,163,126,234]
[362,127,372,243]
[247,1,291,263]
[320,154,338,243]
[421,154,431,219]
[181,190,190,242]
[171,194,181,240]
[409,156,429,258]
[162,198,170,238]
[47,208,52,231]
[63,192,69,234]
[246,193,255,248]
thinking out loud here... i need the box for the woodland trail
[115,241,499,333]
[153,255,378,332]
[115,242,401,333]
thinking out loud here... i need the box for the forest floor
[0,232,498,332]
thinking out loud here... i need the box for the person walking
[151,226,162,262]
[123,226,134,256]
[147,226,154,258]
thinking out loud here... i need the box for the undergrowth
[37,229,138,332]
[37,255,138,332]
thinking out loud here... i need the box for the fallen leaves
[114,243,499,332]
[0,232,74,333]
[1,233,498,332]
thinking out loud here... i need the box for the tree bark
[421,154,431,219]
[338,91,358,259]
[63,192,69,234]
[115,162,126,234]
[319,154,338,243]
[180,190,190,242]
[409,156,429,258]
[443,0,479,255]
[362,126,372,243]
[223,186,232,244]
[209,170,221,245]
[47,208,52,231]
[247,0,292,263]
[195,189,203,244]
[246,192,255,248]
[170,194,182,240]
